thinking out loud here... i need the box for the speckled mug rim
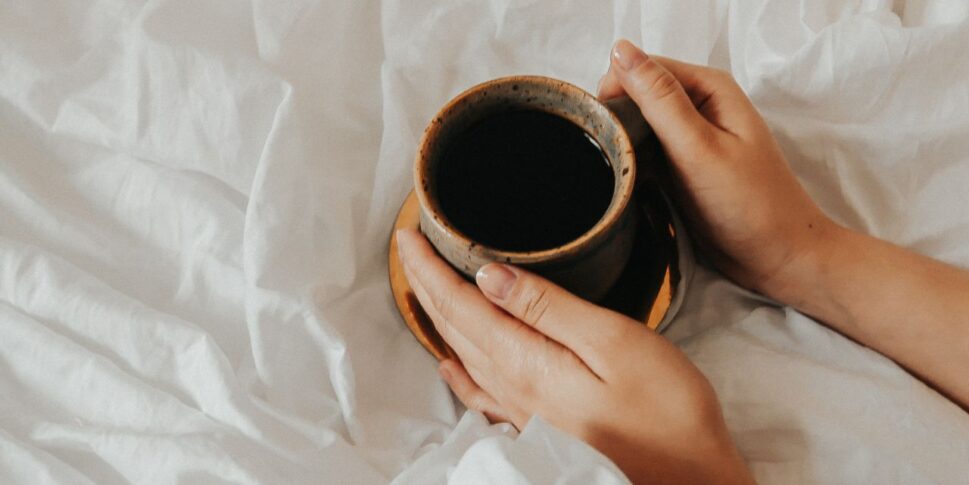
[414,75,637,264]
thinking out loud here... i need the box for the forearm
[773,223,969,408]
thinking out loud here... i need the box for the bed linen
[1,0,968,483]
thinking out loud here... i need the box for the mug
[413,75,652,302]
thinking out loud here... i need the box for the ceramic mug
[413,75,652,302]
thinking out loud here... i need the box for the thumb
[475,263,632,376]
[610,40,712,156]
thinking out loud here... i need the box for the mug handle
[604,95,652,147]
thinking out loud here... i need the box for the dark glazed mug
[414,75,650,302]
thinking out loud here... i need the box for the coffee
[435,109,614,252]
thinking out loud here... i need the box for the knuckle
[695,128,727,154]
[519,285,551,326]
[647,70,681,103]
[630,58,680,101]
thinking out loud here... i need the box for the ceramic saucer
[387,183,692,361]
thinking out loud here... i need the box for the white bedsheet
[2,0,968,483]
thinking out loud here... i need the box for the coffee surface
[436,109,614,252]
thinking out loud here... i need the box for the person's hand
[601,41,969,408]
[396,228,754,485]
[600,40,834,301]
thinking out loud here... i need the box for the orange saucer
[388,187,684,361]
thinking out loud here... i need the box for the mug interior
[416,76,636,258]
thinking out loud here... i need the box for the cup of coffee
[414,76,652,302]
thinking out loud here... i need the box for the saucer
[388,185,689,361]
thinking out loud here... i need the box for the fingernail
[476,264,516,300]
[612,39,646,71]
[438,363,452,382]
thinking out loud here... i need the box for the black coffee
[435,109,614,252]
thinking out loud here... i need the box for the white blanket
[1,0,968,483]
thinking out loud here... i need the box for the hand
[602,41,969,409]
[599,40,833,300]
[396,228,754,485]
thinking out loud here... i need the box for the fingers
[599,44,716,107]
[475,263,634,378]
[597,67,624,100]
[397,229,587,398]
[399,229,611,416]
[608,39,713,155]
[599,40,765,140]
[439,359,526,426]
[404,261,496,379]
[648,55,766,137]
[397,229,537,362]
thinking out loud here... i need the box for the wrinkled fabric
[1,0,967,483]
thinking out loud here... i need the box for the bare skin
[397,39,969,484]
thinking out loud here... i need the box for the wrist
[759,216,851,310]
